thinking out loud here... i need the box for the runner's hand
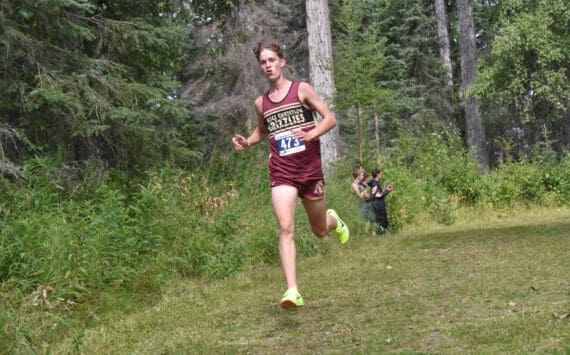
[292,128,316,142]
[232,134,248,151]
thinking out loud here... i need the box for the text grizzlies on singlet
[265,106,307,133]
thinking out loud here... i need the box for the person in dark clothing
[368,169,394,233]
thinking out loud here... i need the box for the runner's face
[258,49,284,80]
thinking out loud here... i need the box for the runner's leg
[271,185,299,290]
[302,197,337,237]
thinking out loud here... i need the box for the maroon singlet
[262,80,323,182]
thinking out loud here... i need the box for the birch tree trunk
[434,0,455,117]
[457,0,488,171]
[306,0,340,175]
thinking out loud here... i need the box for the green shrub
[547,152,570,204]
[483,154,570,207]
[362,131,570,227]
[380,166,426,229]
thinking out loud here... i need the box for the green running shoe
[327,209,349,244]
[280,289,304,309]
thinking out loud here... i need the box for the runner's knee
[278,225,295,239]
[311,225,328,238]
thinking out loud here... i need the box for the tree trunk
[457,0,488,171]
[374,112,380,152]
[357,105,363,163]
[434,0,455,117]
[306,0,340,175]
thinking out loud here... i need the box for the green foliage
[332,0,390,163]
[0,0,198,176]
[188,0,243,22]
[372,0,446,123]
[333,0,387,111]
[473,0,570,138]
[377,165,429,228]
[364,130,570,228]
[0,163,240,350]
[391,131,481,203]
[331,0,450,162]
[484,153,570,207]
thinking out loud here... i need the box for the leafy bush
[380,166,427,228]
[482,152,570,207]
[365,131,570,228]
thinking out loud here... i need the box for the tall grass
[1,133,570,352]
[0,152,318,352]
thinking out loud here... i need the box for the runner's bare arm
[232,96,268,151]
[294,82,337,142]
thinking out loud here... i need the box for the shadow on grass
[405,220,570,246]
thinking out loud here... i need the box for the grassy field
[56,208,570,353]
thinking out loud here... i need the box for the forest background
[0,0,569,351]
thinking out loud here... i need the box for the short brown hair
[353,168,365,179]
[253,38,284,61]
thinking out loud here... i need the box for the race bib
[275,130,305,157]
